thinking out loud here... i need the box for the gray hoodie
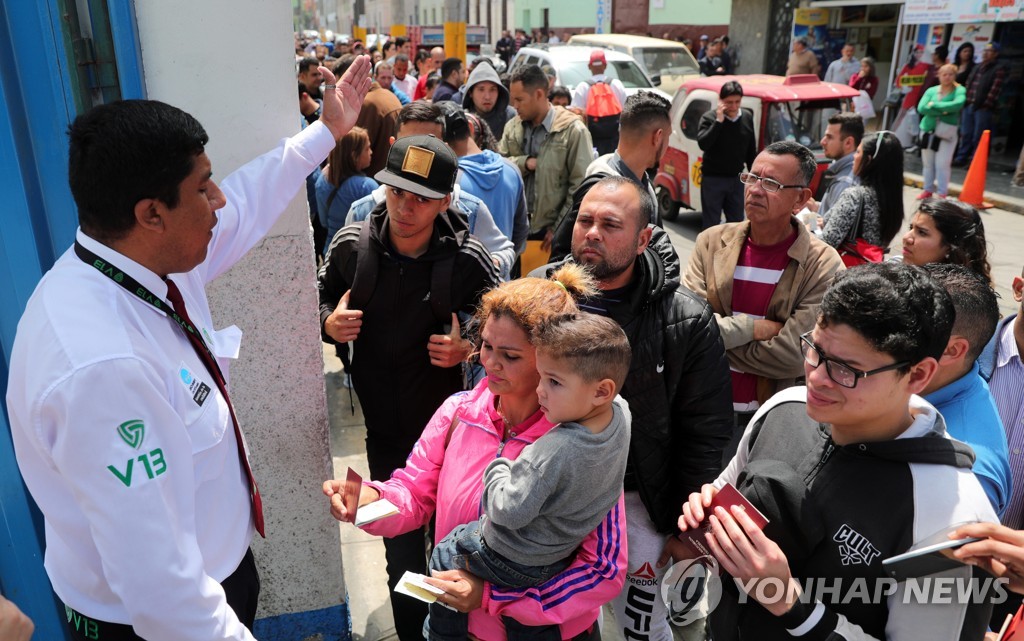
[460,63,517,139]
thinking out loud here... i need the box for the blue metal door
[1,0,143,637]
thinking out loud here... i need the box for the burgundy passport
[678,483,770,559]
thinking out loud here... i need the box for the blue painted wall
[0,0,142,637]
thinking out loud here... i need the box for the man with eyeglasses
[680,262,998,641]
[684,141,843,462]
[319,134,499,641]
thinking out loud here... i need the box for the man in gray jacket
[806,112,862,227]
[461,60,518,138]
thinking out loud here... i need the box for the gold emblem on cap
[402,146,435,179]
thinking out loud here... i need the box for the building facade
[1,1,348,639]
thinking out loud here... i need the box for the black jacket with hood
[714,387,997,641]
[532,227,734,532]
[319,204,499,454]
[461,62,518,139]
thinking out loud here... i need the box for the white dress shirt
[7,121,335,641]
[393,73,418,101]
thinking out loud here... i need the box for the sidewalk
[324,344,398,641]
[902,152,1024,214]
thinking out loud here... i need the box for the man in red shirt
[414,46,446,100]
[893,44,931,150]
[683,141,844,460]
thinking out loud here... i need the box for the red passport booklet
[997,603,1024,641]
[678,483,770,560]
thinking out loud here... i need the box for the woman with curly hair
[900,198,991,284]
[324,265,627,641]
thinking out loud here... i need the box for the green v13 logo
[109,420,167,487]
[118,419,145,449]
[108,449,167,487]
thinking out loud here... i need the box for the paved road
[325,184,1024,641]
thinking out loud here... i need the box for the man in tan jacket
[683,141,843,461]
[786,37,820,76]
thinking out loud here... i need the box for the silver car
[508,44,672,102]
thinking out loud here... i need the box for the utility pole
[444,0,467,61]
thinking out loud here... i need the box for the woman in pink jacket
[325,265,628,641]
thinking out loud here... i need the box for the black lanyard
[73,241,221,376]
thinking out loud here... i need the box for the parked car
[567,34,699,96]
[508,44,672,102]
[655,74,859,220]
[467,50,507,75]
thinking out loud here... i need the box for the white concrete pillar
[133,0,347,637]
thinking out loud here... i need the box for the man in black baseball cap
[318,132,498,641]
[376,134,459,199]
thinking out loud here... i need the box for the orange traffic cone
[958,129,994,209]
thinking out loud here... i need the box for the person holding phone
[696,81,756,230]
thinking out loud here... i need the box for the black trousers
[700,174,745,230]
[367,435,431,641]
[64,547,260,640]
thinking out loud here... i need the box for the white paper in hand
[354,498,399,526]
[394,571,457,610]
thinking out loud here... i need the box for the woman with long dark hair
[819,130,904,253]
[954,42,976,86]
[901,198,991,284]
[315,125,377,253]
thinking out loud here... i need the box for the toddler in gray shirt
[427,312,632,641]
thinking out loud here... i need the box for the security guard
[6,60,370,640]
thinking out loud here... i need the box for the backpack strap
[324,181,344,214]
[430,254,456,327]
[347,217,379,311]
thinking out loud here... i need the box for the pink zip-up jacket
[363,378,627,640]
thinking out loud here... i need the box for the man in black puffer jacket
[532,175,733,641]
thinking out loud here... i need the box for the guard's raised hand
[319,55,372,140]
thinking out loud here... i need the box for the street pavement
[324,183,1024,641]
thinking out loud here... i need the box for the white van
[567,34,699,96]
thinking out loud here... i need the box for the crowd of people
[3,24,1024,641]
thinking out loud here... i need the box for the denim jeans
[427,519,571,641]
[955,104,993,164]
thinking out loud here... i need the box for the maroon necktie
[165,279,266,538]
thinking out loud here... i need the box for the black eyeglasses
[800,332,909,389]
[739,172,806,194]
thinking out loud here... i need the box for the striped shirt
[990,322,1024,529]
[730,233,796,411]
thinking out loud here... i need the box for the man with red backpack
[571,50,627,156]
